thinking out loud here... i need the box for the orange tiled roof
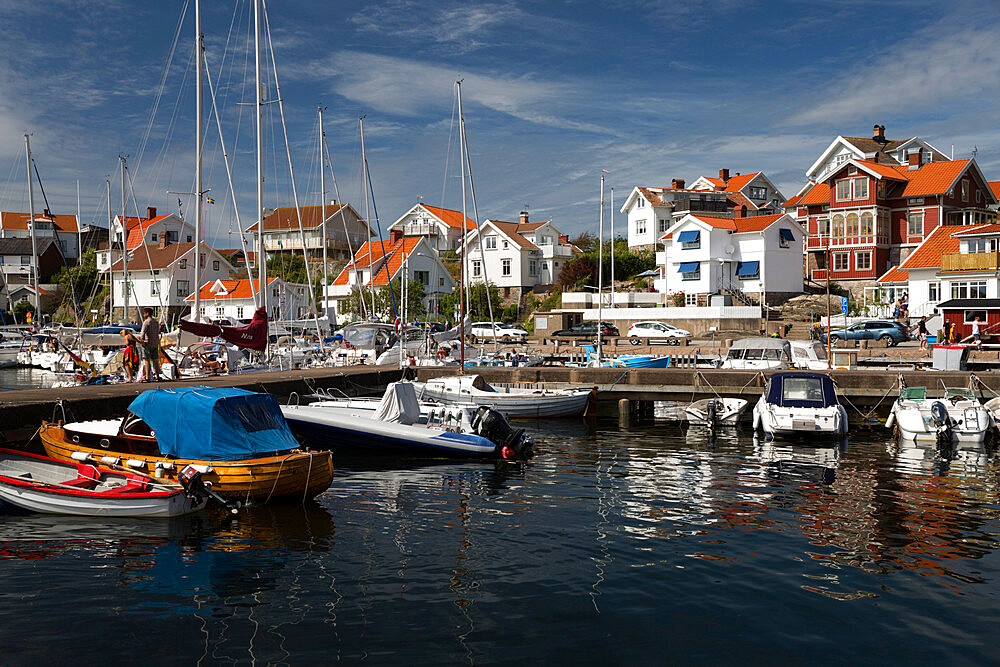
[733,214,786,233]
[952,223,1000,236]
[784,193,803,207]
[727,191,758,210]
[689,214,737,230]
[125,215,171,250]
[989,181,1000,200]
[247,204,353,232]
[855,160,909,181]
[723,172,760,193]
[332,237,423,287]
[185,277,277,302]
[637,187,666,206]
[109,241,216,272]
[899,223,992,270]
[798,183,830,206]
[891,158,972,197]
[704,177,726,188]
[1,211,79,233]
[877,265,909,284]
[420,204,476,231]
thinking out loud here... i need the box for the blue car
[821,320,909,347]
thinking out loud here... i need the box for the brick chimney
[734,204,747,218]
[558,234,568,244]
[520,210,529,224]
[390,228,404,243]
[146,206,157,220]
[159,233,170,249]
[719,168,730,182]
[873,124,886,144]
[671,178,686,190]
[907,150,921,170]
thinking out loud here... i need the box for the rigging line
[134,0,189,176]
[262,0,323,340]
[364,154,397,319]
[0,144,25,212]
[202,40,256,300]
[440,92,458,207]
[124,164,168,314]
[324,125,363,318]
[146,43,196,203]
[30,159,81,322]
[460,97,497,338]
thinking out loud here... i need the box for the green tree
[13,301,32,323]
[570,231,598,253]
[267,253,308,285]
[343,278,425,321]
[52,248,99,308]
[438,282,502,322]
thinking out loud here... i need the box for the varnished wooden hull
[39,423,334,502]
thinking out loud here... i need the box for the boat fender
[885,410,895,429]
[752,408,761,432]
[126,459,145,469]
[100,456,120,466]
[71,451,93,462]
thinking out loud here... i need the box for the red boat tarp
[179,307,268,351]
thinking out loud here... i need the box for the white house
[0,210,80,264]
[97,208,195,272]
[388,203,476,253]
[246,203,371,262]
[185,277,308,322]
[656,213,804,306]
[462,213,578,294]
[108,239,236,324]
[620,181,729,249]
[326,229,455,323]
[690,169,786,215]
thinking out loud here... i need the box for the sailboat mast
[610,186,615,305]
[24,134,40,322]
[76,180,82,260]
[319,106,328,322]
[254,0,266,318]
[106,178,112,323]
[193,0,203,323]
[120,156,128,323]
[457,81,467,367]
[597,173,605,365]
[360,117,375,318]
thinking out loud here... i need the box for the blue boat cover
[127,386,300,461]
[677,230,700,243]
[736,261,760,277]
[779,228,795,242]
[678,261,700,273]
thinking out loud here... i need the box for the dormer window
[637,198,645,208]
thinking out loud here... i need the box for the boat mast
[193,0,203,323]
[24,134,40,323]
[319,106,328,323]
[610,185,615,306]
[597,172,605,365]
[360,117,375,318]
[255,0,266,321]
[106,178,112,323]
[120,156,128,323]
[826,202,831,368]
[76,180,82,261]
[458,80,467,368]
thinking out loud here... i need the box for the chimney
[42,208,51,219]
[671,178,686,190]
[146,206,157,220]
[558,234,569,244]
[159,233,169,250]
[520,210,529,224]
[873,124,886,144]
[734,204,747,218]
[719,168,730,182]
[390,228,404,243]
[907,150,921,170]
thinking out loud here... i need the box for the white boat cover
[372,382,421,425]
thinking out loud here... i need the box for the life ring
[436,348,447,360]
[393,317,401,334]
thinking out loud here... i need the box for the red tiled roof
[1,211,79,233]
[989,181,1000,200]
[704,177,726,188]
[125,215,171,250]
[723,172,760,193]
[855,160,909,181]
[690,214,737,230]
[733,214,786,233]
[185,277,277,302]
[784,193,804,207]
[420,204,476,231]
[488,221,546,250]
[891,158,972,197]
[952,223,1000,237]
[109,241,217,272]
[899,223,993,270]
[798,183,830,206]
[637,187,666,206]
[727,191,758,210]
[877,265,909,284]
[247,204,353,232]
[332,237,423,287]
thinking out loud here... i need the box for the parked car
[417,321,449,333]
[627,321,691,345]
[821,320,909,347]
[469,322,528,343]
[551,321,620,340]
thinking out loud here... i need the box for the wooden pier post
[619,398,631,428]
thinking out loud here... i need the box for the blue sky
[1,0,999,246]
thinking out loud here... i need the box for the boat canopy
[765,372,838,409]
[729,338,790,351]
[127,386,300,461]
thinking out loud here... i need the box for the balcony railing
[940,252,1000,273]
[405,223,439,236]
[675,199,729,214]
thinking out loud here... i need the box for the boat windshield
[782,377,825,403]
[342,325,391,348]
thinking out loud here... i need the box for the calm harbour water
[2,418,1000,665]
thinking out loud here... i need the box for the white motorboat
[281,381,533,458]
[720,338,792,370]
[888,386,994,445]
[685,397,749,427]
[753,371,848,438]
[789,341,831,370]
[413,374,594,418]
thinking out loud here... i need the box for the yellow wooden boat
[39,386,333,503]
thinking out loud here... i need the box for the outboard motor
[930,401,953,448]
[179,465,240,514]
[472,406,533,459]
[705,399,718,433]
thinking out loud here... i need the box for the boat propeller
[179,465,240,514]
[471,406,533,459]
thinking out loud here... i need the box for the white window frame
[485,236,497,250]
[856,251,871,271]
[684,292,699,306]
[472,260,482,277]
[833,252,849,271]
[176,280,189,297]
[150,280,158,296]
[928,281,940,302]
[907,212,924,236]
[635,219,647,235]
[501,258,511,277]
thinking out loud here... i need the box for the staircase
[721,280,757,307]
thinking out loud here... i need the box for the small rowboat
[40,386,333,502]
[0,448,205,518]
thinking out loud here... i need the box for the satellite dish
[725,245,735,254]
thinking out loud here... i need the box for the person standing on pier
[918,316,928,352]
[139,308,162,382]
[120,329,139,382]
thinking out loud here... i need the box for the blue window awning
[736,261,760,277]
[677,230,700,243]
[678,261,700,273]
[779,228,795,242]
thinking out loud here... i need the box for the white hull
[414,377,591,418]
[685,398,748,426]
[889,401,992,445]
[0,483,203,517]
[754,398,848,438]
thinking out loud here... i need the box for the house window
[215,306,224,316]
[186,235,192,242]
[636,219,647,235]
[237,307,244,318]
[965,310,988,324]
[151,234,157,242]
[861,212,874,235]
[150,280,158,295]
[832,214,845,237]
[833,253,849,271]
[817,217,829,236]
[179,259,186,269]
[472,260,482,277]
[856,251,871,270]
[968,238,997,253]
[501,259,511,276]
[836,180,851,201]
[439,277,445,286]
[962,180,970,202]
[928,282,940,302]
[907,213,924,236]
[485,236,497,250]
[658,219,669,233]
[681,265,700,281]
[637,198,645,208]
[748,186,767,200]
[414,270,429,286]
[528,260,537,276]
[952,281,987,299]
[846,213,859,236]
[20,256,29,265]
[502,240,509,249]
[176,280,189,297]
[684,293,699,306]
[853,178,868,199]
[213,260,220,271]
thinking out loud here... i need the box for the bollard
[619,398,631,428]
